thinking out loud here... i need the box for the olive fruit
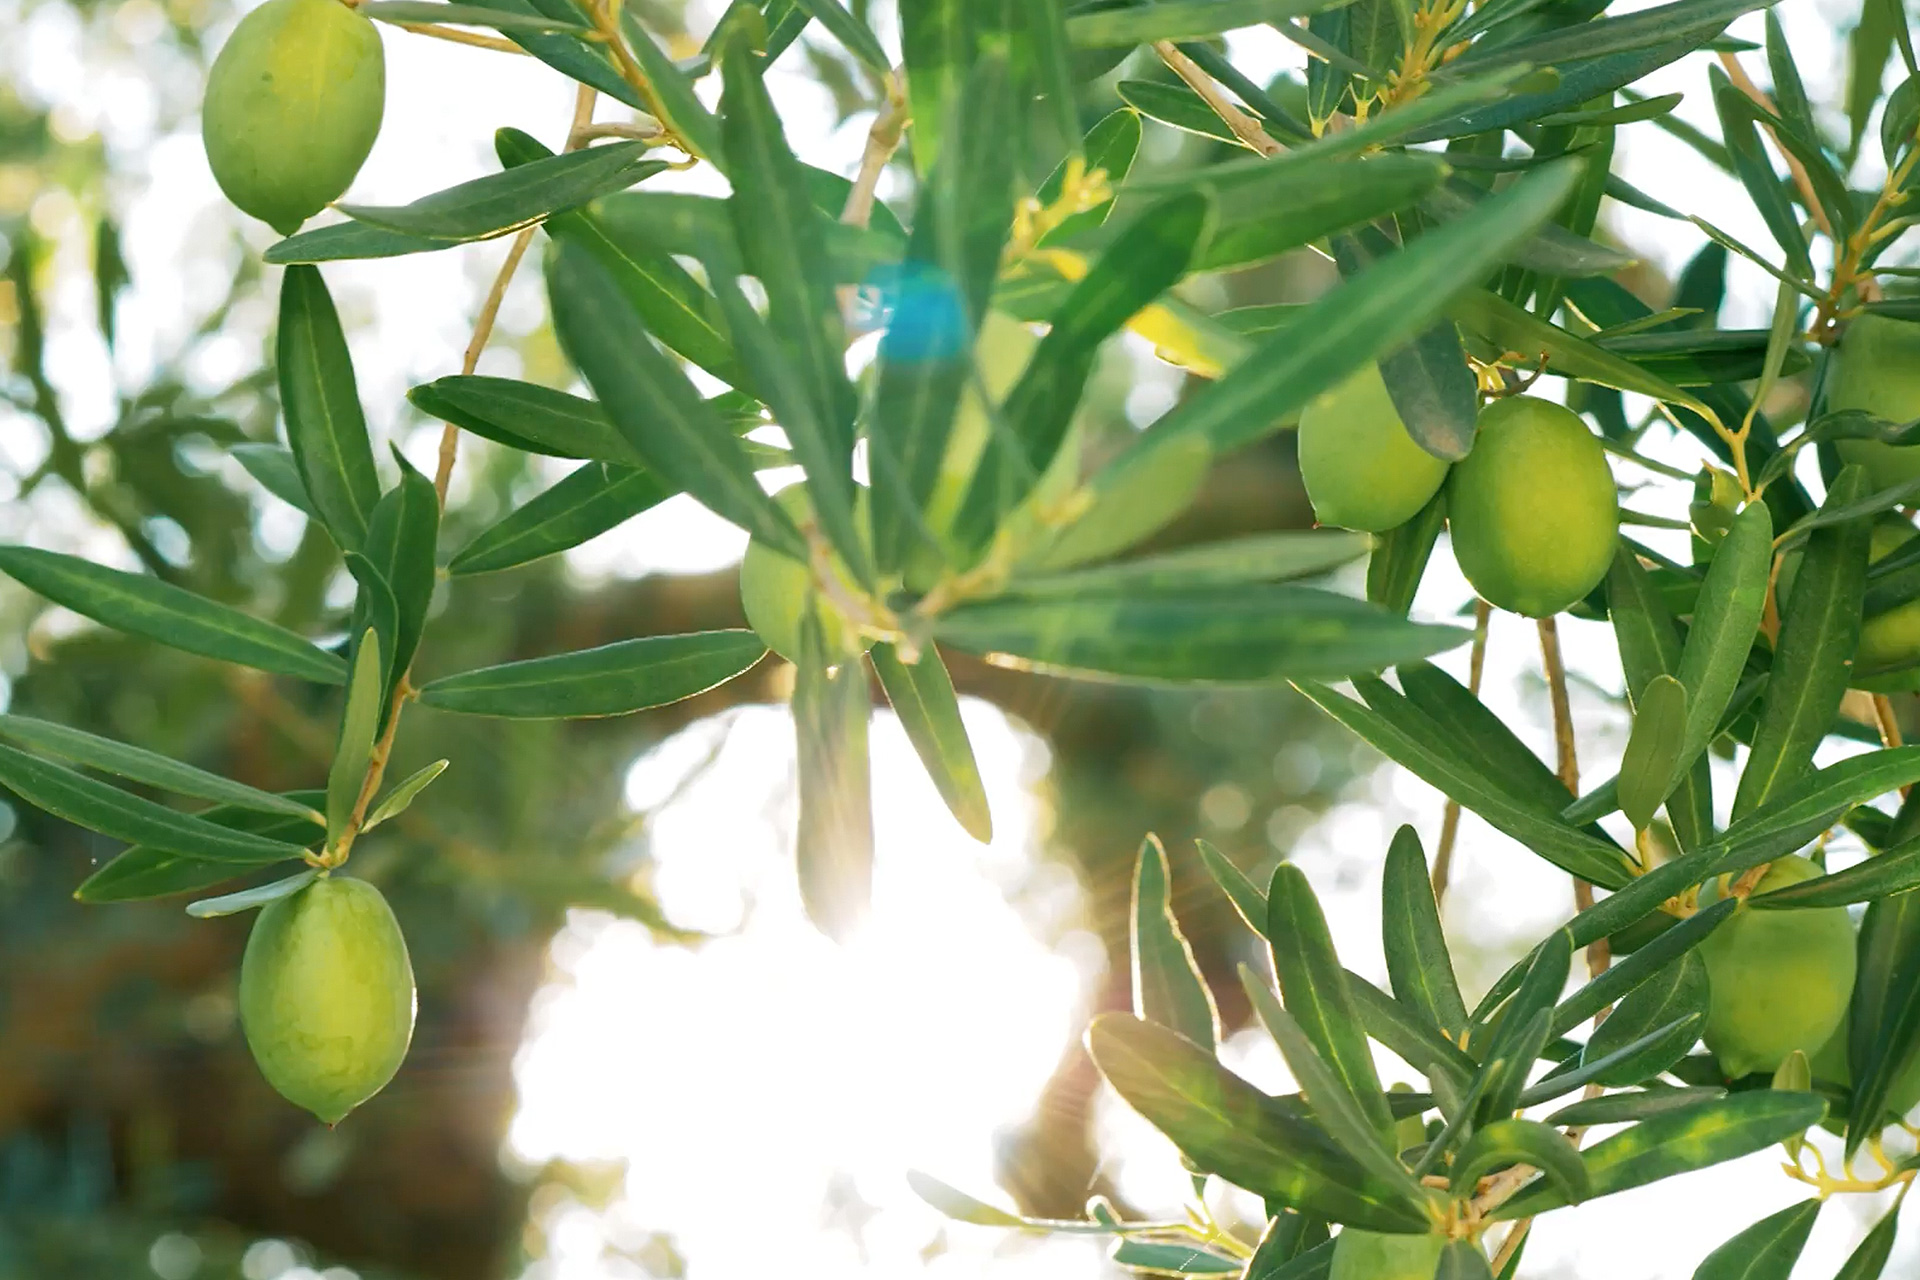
[1832,314,1920,492]
[202,0,385,234]
[1855,521,1920,683]
[739,485,871,664]
[239,874,416,1124]
[1329,1229,1446,1280]
[1699,855,1856,1080]
[1446,397,1619,617]
[1297,364,1451,533]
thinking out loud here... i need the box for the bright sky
[5,0,1920,1274]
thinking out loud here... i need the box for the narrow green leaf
[793,617,873,942]
[73,794,324,900]
[719,33,859,479]
[337,142,663,242]
[230,444,317,518]
[1553,899,1731,1037]
[934,586,1469,685]
[1850,874,1920,1145]
[1607,546,1713,850]
[410,376,641,465]
[1107,1241,1240,1274]
[363,759,449,832]
[461,0,646,111]
[1104,160,1583,461]
[1492,1091,1826,1219]
[357,0,587,29]
[1734,468,1870,817]
[620,13,725,167]
[1301,680,1634,889]
[787,0,888,70]
[0,715,317,819]
[1450,1119,1589,1203]
[1476,929,1571,1112]
[1066,0,1350,45]
[546,239,804,560]
[1619,674,1690,830]
[362,450,438,692]
[1266,864,1394,1133]
[1711,71,1813,278]
[1523,1013,1706,1104]
[1545,1086,1725,1128]
[1667,501,1773,789]
[1240,968,1424,1195]
[1436,1240,1494,1280]
[417,630,767,718]
[1118,78,1247,144]
[870,643,991,842]
[277,265,381,551]
[326,631,385,846]
[1834,1205,1899,1280]
[897,0,970,177]
[1035,109,1142,248]
[1705,747,1920,881]
[1408,41,1711,141]
[0,547,345,683]
[263,219,464,265]
[1456,0,1779,74]
[1007,532,1367,598]
[1396,662,1575,818]
[1129,835,1219,1049]
[186,868,319,919]
[1085,1014,1431,1231]
[1382,825,1468,1042]
[1367,493,1445,616]
[1689,1198,1820,1280]
[0,742,313,865]
[956,192,1211,546]
[1580,951,1710,1087]
[1344,968,1478,1089]
[1196,837,1268,935]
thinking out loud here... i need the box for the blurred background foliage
[0,0,1712,1275]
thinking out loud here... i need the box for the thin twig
[393,21,527,54]
[1538,615,1608,984]
[1153,41,1282,157]
[569,120,664,145]
[1433,599,1492,905]
[841,74,908,229]
[1716,53,1834,242]
[1876,694,1911,801]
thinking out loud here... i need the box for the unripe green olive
[1329,1229,1446,1280]
[1296,364,1451,533]
[1832,314,1920,492]
[1699,855,1856,1080]
[202,0,385,234]
[739,485,871,664]
[239,875,416,1124]
[1855,521,1920,682]
[1446,397,1619,617]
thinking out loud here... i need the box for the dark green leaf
[1580,951,1710,1086]
[1006,532,1368,598]
[230,444,316,518]
[262,219,456,265]
[326,632,384,846]
[0,715,316,819]
[1667,501,1773,793]
[1302,680,1634,889]
[1108,1241,1240,1274]
[1396,662,1575,818]
[409,375,641,465]
[1265,864,1394,1133]
[546,240,805,560]
[620,12,725,167]
[1734,467,1869,817]
[1240,968,1422,1194]
[1619,674,1689,830]
[1492,1091,1827,1219]
[1382,825,1468,1042]
[1450,1119,1588,1203]
[336,141,663,242]
[357,1,588,29]
[1607,546,1713,850]
[277,265,381,551]
[1366,493,1445,616]
[787,0,889,70]
[0,547,345,683]
[1553,900,1732,1040]
[417,630,767,718]
[361,450,438,692]
[1849,873,1920,1146]
[1712,71,1813,278]
[1455,0,1779,74]
[1522,1013,1707,1104]
[1752,836,1920,908]
[1343,968,1478,1089]
[869,643,991,842]
[1085,1014,1432,1231]
[1118,79,1248,145]
[1690,1198,1821,1280]
[0,743,313,866]
[1544,1086,1724,1128]
[1066,0,1351,45]
[933,586,1469,685]
[71,795,323,901]
[461,0,645,110]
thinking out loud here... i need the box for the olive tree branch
[1153,41,1283,157]
[1432,598,1491,904]
[392,21,527,54]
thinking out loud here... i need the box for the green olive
[1831,314,1920,492]
[738,485,871,664]
[202,0,385,234]
[1854,521,1920,684]
[1446,397,1619,617]
[1699,855,1856,1080]
[1329,1229,1447,1280]
[1296,364,1451,533]
[239,875,416,1124]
